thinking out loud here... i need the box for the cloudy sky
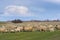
[0,0,60,21]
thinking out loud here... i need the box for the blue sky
[0,0,60,21]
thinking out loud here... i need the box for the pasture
[0,22,60,40]
[0,31,60,40]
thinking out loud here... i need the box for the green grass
[0,22,60,40]
[0,31,60,40]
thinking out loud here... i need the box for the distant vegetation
[11,19,23,23]
[30,19,60,22]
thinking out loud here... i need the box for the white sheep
[0,27,8,33]
[24,26,33,32]
[48,25,55,32]
[38,25,48,32]
[15,27,23,32]
[55,25,60,30]
[10,29,15,33]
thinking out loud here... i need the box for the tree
[11,19,23,23]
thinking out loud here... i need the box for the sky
[0,0,60,21]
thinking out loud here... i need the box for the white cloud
[16,6,28,14]
[4,5,34,17]
[44,0,60,4]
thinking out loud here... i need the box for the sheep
[9,29,15,33]
[47,25,55,32]
[5,24,17,29]
[35,25,48,32]
[55,25,60,30]
[32,26,38,32]
[48,28,55,32]
[5,24,17,32]
[15,27,23,32]
[0,27,8,33]
[24,26,33,32]
[28,25,48,32]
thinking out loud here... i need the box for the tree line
[11,19,60,23]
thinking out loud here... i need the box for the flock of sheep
[0,23,60,33]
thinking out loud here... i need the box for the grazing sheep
[55,25,60,30]
[37,25,48,32]
[9,29,15,33]
[49,28,55,32]
[32,26,38,32]
[0,27,8,33]
[24,26,33,32]
[48,25,55,32]
[15,27,23,32]
[5,24,17,32]
[6,24,17,29]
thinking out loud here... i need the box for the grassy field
[0,31,60,40]
[0,22,60,40]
